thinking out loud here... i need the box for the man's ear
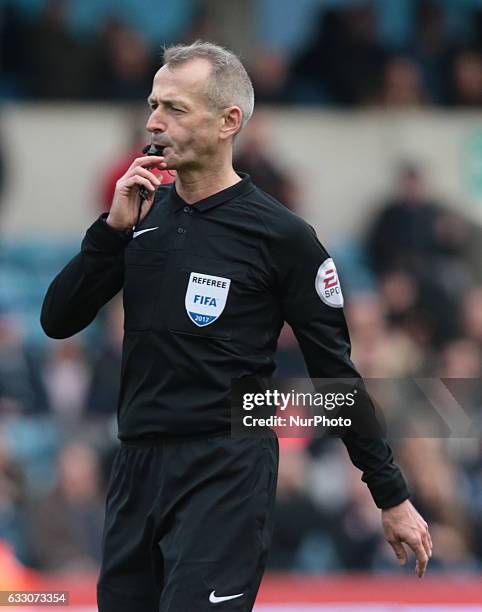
[219,106,242,141]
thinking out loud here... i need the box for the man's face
[146,59,222,171]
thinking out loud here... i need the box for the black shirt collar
[169,172,254,213]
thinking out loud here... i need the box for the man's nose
[146,110,167,133]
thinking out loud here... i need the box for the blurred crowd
[0,114,481,575]
[1,0,482,107]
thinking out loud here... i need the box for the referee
[41,41,432,611]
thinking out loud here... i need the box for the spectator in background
[24,442,104,572]
[0,433,27,563]
[461,287,482,345]
[234,112,299,211]
[449,48,482,107]
[91,18,155,102]
[250,48,291,104]
[42,339,90,422]
[465,436,482,566]
[366,163,441,276]
[397,438,477,571]
[275,324,307,377]
[365,163,472,345]
[475,8,482,52]
[0,3,34,98]
[86,298,123,417]
[377,270,439,350]
[268,439,330,571]
[437,339,481,378]
[331,463,382,571]
[0,306,48,415]
[28,0,93,99]
[433,341,482,440]
[306,437,388,572]
[378,56,429,107]
[290,5,387,106]
[0,129,5,218]
[346,292,424,376]
[185,1,255,68]
[409,0,454,104]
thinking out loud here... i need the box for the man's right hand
[106,155,166,231]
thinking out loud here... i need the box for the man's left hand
[382,499,433,578]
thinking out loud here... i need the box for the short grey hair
[163,41,254,131]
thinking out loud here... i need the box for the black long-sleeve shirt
[41,173,409,508]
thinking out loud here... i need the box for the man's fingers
[415,559,428,578]
[422,532,432,559]
[129,155,166,169]
[409,541,429,578]
[420,519,433,557]
[389,540,408,566]
[426,525,433,554]
[123,175,157,193]
[126,166,161,186]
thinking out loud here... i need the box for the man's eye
[172,107,185,113]
[149,104,158,110]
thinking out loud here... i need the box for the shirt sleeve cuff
[83,213,132,253]
[368,472,411,509]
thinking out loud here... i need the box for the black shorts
[97,434,279,612]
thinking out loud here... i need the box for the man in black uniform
[41,42,432,611]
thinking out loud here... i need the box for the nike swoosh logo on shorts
[209,591,244,604]
[133,227,159,238]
